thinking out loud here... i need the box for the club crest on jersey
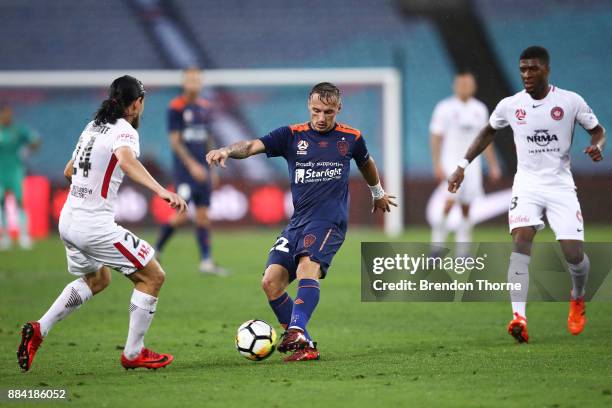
[551,106,564,121]
[303,234,317,248]
[297,140,309,155]
[337,140,349,156]
[515,109,526,121]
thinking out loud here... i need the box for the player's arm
[169,130,207,182]
[115,146,187,212]
[206,139,266,167]
[63,159,74,183]
[358,157,398,213]
[448,123,497,193]
[430,132,445,182]
[584,125,606,162]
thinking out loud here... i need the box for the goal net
[0,68,403,236]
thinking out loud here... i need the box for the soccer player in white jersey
[430,72,501,255]
[17,76,187,371]
[448,46,606,343]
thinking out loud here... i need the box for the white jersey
[489,85,599,191]
[62,118,140,227]
[429,96,489,176]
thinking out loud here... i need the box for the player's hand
[159,189,188,213]
[488,164,502,182]
[206,148,229,168]
[434,165,445,183]
[189,162,208,183]
[372,194,398,214]
[447,167,464,193]
[584,145,603,162]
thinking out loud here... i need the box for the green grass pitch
[1,225,611,407]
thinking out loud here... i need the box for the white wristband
[457,158,470,169]
[369,182,385,200]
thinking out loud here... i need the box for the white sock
[568,253,590,299]
[431,215,449,243]
[38,278,93,337]
[124,289,158,360]
[508,252,530,319]
[455,217,473,257]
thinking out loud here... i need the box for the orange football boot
[568,297,586,335]
[121,347,174,370]
[507,312,529,343]
[17,321,44,371]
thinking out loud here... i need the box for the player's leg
[12,171,31,249]
[455,203,472,257]
[155,207,188,257]
[264,230,313,344]
[455,168,482,257]
[261,263,310,339]
[506,226,537,343]
[0,185,9,250]
[121,258,173,369]
[547,191,588,335]
[17,245,109,371]
[506,192,545,343]
[431,182,454,245]
[196,205,228,276]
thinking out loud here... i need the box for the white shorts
[59,212,155,276]
[444,166,483,205]
[508,188,584,241]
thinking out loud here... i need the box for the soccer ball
[235,319,277,361]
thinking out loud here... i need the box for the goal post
[0,68,404,236]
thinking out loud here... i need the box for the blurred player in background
[17,76,187,371]
[0,104,40,250]
[207,82,397,361]
[448,46,606,343]
[429,72,501,256]
[155,68,227,276]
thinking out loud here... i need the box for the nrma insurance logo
[527,129,558,147]
[294,167,343,184]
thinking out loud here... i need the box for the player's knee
[261,274,284,299]
[86,268,111,295]
[151,267,166,290]
[564,252,584,265]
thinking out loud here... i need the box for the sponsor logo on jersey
[515,109,526,121]
[509,214,530,224]
[551,106,564,121]
[337,140,349,156]
[318,141,329,148]
[183,109,194,123]
[297,139,309,155]
[294,167,343,184]
[303,234,317,248]
[527,129,558,147]
[138,243,151,260]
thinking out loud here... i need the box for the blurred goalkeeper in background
[0,104,40,250]
[154,68,227,276]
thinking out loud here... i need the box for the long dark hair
[94,75,146,125]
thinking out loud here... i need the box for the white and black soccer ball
[235,319,277,361]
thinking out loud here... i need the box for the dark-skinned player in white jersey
[448,46,606,343]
